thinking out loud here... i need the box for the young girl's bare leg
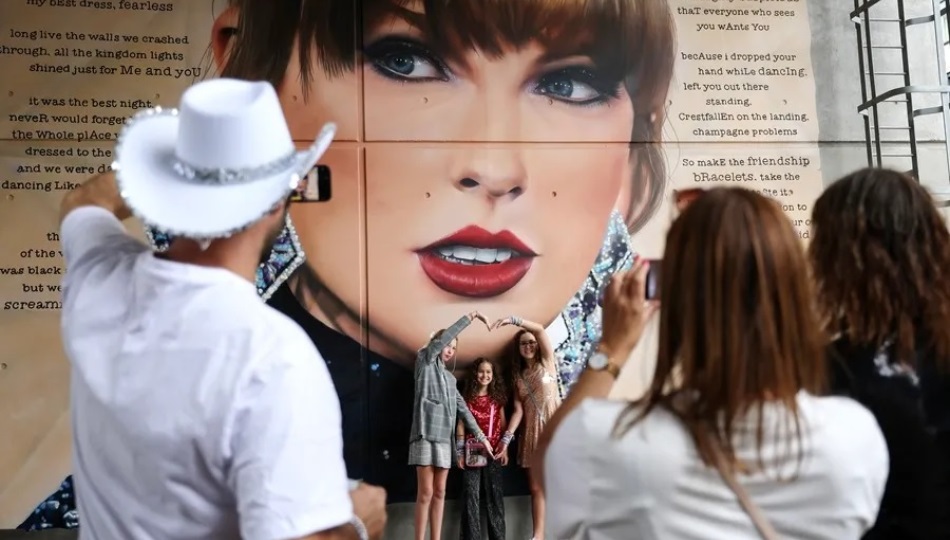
[429,467,450,540]
[415,466,434,540]
[528,467,546,540]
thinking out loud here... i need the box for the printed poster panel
[0,0,824,529]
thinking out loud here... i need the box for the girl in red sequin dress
[456,358,522,540]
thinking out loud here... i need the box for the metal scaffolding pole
[852,0,950,205]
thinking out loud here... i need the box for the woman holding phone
[538,188,888,539]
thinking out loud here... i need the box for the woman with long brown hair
[537,187,888,539]
[809,167,950,539]
[491,317,559,540]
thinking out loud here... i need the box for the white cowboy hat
[112,78,336,239]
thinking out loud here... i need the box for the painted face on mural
[214,0,674,366]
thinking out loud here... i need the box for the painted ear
[211,5,239,72]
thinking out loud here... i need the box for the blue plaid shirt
[409,315,484,444]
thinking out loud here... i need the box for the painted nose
[451,146,527,202]
[449,78,527,202]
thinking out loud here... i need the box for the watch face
[589,352,608,369]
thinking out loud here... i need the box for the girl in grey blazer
[410,311,492,540]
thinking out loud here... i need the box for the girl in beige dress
[492,316,562,540]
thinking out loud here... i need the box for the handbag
[465,403,495,468]
[708,436,781,540]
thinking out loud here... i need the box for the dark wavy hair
[808,168,950,369]
[462,357,508,406]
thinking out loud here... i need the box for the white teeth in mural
[435,246,517,264]
[455,246,477,260]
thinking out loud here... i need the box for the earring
[256,214,305,300]
[145,227,171,252]
[555,210,635,395]
[145,216,305,301]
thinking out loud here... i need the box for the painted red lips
[416,225,537,298]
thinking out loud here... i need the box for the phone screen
[290,165,332,203]
[645,259,662,300]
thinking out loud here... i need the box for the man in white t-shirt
[59,78,386,540]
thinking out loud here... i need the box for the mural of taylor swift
[19,0,675,528]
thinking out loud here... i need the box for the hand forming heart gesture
[467,311,492,330]
[464,313,529,332]
[489,316,522,331]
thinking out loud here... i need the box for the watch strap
[589,352,621,379]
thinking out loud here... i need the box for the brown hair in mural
[617,188,827,470]
[809,168,950,370]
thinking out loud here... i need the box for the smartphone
[645,259,662,300]
[290,165,332,202]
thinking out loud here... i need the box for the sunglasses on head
[673,187,707,212]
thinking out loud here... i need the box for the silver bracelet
[350,516,369,540]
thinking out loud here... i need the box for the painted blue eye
[536,77,600,103]
[533,66,621,106]
[377,53,442,79]
[365,37,450,82]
